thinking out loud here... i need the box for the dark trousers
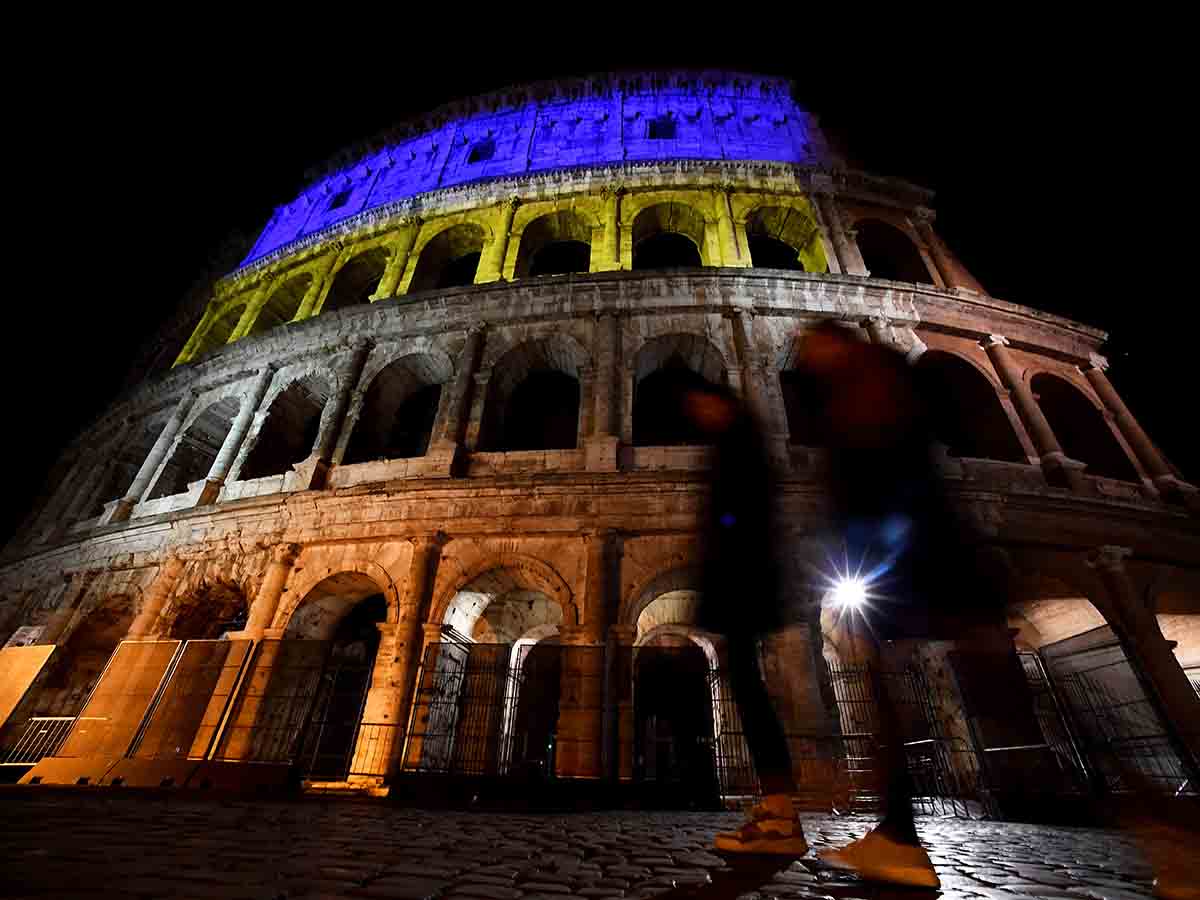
[727,630,795,797]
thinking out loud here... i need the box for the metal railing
[0,717,75,766]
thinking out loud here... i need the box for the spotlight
[831,576,868,610]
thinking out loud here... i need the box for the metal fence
[0,717,74,766]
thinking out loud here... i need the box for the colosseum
[1,71,1196,815]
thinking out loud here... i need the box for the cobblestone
[0,788,1158,899]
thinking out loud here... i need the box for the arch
[514,210,594,278]
[622,565,701,626]
[1006,574,1112,651]
[431,552,578,629]
[344,352,453,464]
[409,223,486,292]
[282,571,392,640]
[916,350,1026,462]
[632,333,728,446]
[164,579,249,640]
[146,396,241,500]
[238,374,333,481]
[744,205,826,273]
[1030,373,1140,482]
[635,623,721,670]
[34,597,136,716]
[480,336,588,451]
[854,219,934,284]
[249,273,312,335]
[632,202,708,269]
[321,247,389,313]
[276,559,399,632]
[193,303,247,358]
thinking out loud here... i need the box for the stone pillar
[229,280,273,342]
[912,214,985,294]
[620,365,635,446]
[599,186,622,270]
[294,255,338,320]
[1083,356,1200,510]
[815,193,868,276]
[372,218,420,300]
[586,312,619,471]
[176,305,218,365]
[1089,546,1200,774]
[311,341,372,488]
[609,623,637,781]
[729,309,772,428]
[463,370,491,451]
[126,557,186,638]
[429,326,485,472]
[477,198,517,283]
[402,621,454,770]
[239,543,300,639]
[714,186,746,267]
[197,366,275,506]
[103,392,196,524]
[983,335,1087,490]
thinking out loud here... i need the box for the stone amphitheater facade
[1,72,1196,801]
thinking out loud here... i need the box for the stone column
[238,543,301,638]
[372,218,420,300]
[1089,546,1200,773]
[729,309,772,428]
[311,341,372,488]
[599,186,622,270]
[229,279,273,342]
[1083,356,1200,509]
[462,370,492,451]
[983,335,1087,490]
[714,186,745,267]
[477,198,517,283]
[195,366,275,506]
[586,312,619,471]
[620,365,635,446]
[103,392,196,524]
[295,254,338,320]
[126,557,187,638]
[176,305,218,365]
[608,623,637,781]
[429,326,485,473]
[815,193,868,276]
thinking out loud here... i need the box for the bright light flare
[830,576,868,610]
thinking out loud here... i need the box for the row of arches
[190,200,936,361]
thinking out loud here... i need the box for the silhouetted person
[683,384,809,856]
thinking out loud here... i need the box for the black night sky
[4,34,1191,544]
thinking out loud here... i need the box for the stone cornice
[219,161,934,290]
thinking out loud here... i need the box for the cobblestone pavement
[0,788,1158,900]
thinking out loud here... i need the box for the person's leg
[871,669,920,844]
[714,630,808,854]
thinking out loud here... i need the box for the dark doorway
[855,220,934,284]
[633,359,720,446]
[297,594,386,781]
[507,643,563,779]
[239,378,328,481]
[633,233,702,270]
[634,644,718,806]
[748,235,804,270]
[490,371,580,451]
[437,252,482,289]
[529,241,590,277]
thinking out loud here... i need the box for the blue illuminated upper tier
[242,72,834,267]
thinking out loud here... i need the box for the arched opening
[778,368,821,447]
[855,219,934,284]
[165,581,249,640]
[632,203,706,270]
[249,273,312,336]
[74,422,160,522]
[322,248,389,313]
[1008,577,1194,796]
[238,375,331,482]
[1154,587,1200,677]
[481,338,585,452]
[408,224,485,292]
[1030,374,1140,482]
[35,600,135,717]
[343,353,452,464]
[745,205,826,272]
[193,304,246,358]
[146,397,241,500]
[632,334,726,446]
[514,210,593,278]
[916,352,1026,461]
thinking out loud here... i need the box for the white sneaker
[818,829,940,889]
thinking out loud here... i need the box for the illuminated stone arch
[1028,371,1140,482]
[162,579,249,640]
[480,334,589,452]
[319,246,390,314]
[193,301,248,359]
[621,564,701,626]
[631,332,729,446]
[236,371,334,482]
[407,222,488,292]
[916,349,1026,462]
[629,200,712,269]
[512,208,598,278]
[430,550,579,630]
[146,395,241,500]
[741,203,828,273]
[249,272,312,336]
[852,218,935,284]
[276,561,399,636]
[343,351,454,464]
[1147,569,1200,669]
